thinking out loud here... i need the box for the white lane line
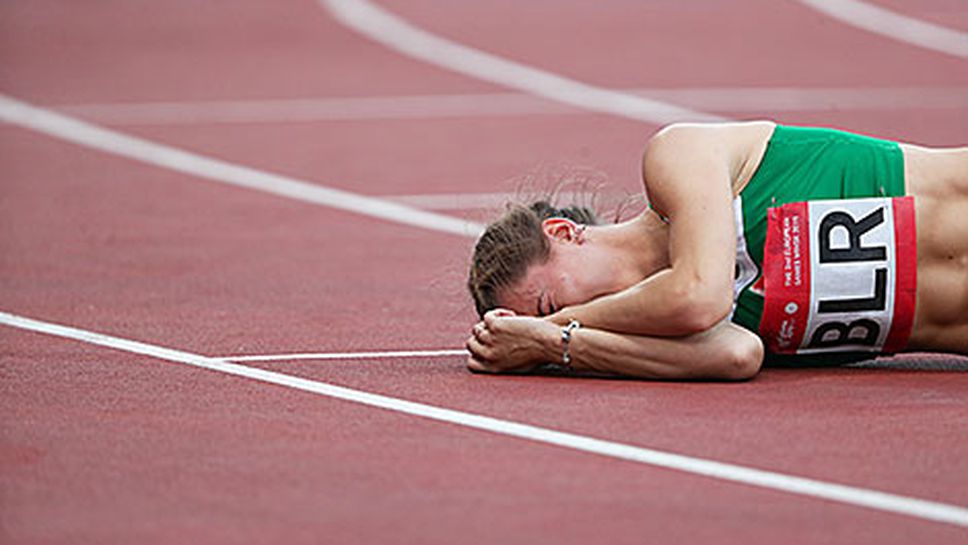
[659,85,968,112]
[54,93,577,124]
[224,349,467,362]
[797,0,968,59]
[0,94,484,239]
[2,309,967,527]
[53,87,968,125]
[320,0,725,125]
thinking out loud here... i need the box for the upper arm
[641,124,738,326]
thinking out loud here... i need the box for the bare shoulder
[644,120,776,164]
[642,120,777,195]
[650,119,776,139]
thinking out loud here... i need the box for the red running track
[1,1,967,543]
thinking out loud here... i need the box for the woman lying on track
[465,121,968,379]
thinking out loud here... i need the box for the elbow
[720,329,764,380]
[669,284,734,335]
[677,301,731,334]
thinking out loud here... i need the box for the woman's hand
[466,309,560,373]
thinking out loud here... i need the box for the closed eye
[536,293,549,317]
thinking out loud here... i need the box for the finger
[465,336,479,356]
[483,312,504,331]
[466,356,493,373]
[465,336,492,361]
[472,323,493,345]
[484,308,512,323]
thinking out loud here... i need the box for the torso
[640,121,968,355]
[900,145,968,352]
[723,122,968,354]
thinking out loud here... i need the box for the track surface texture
[1,1,967,544]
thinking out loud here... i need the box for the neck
[586,211,670,283]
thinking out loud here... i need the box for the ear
[541,217,580,243]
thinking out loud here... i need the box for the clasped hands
[465,309,561,373]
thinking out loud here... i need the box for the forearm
[539,320,762,380]
[547,268,731,337]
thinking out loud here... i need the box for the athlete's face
[497,219,623,317]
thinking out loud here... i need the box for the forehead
[497,261,553,316]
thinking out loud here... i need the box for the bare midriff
[903,145,968,353]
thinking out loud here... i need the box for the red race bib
[760,197,916,355]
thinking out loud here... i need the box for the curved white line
[797,0,968,59]
[0,94,484,238]
[2,309,967,527]
[224,349,467,362]
[319,0,725,124]
[53,86,968,126]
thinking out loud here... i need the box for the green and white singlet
[729,125,911,364]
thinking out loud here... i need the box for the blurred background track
[1,1,966,543]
